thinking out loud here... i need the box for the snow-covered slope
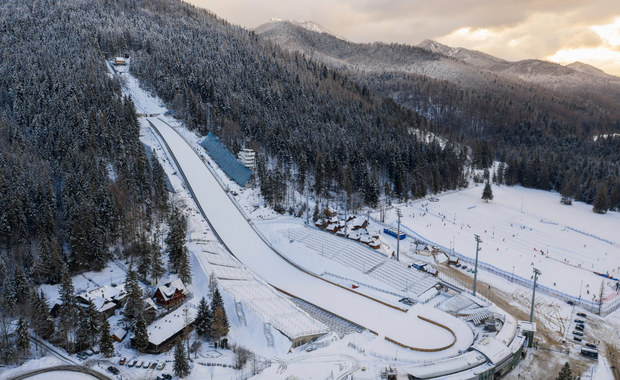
[256,21,620,98]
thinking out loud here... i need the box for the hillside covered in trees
[257,21,620,211]
[97,0,464,207]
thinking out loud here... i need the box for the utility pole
[598,280,604,315]
[530,268,541,323]
[305,179,309,225]
[473,234,482,296]
[396,208,402,261]
[344,193,348,237]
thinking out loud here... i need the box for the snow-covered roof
[146,307,197,346]
[350,216,366,227]
[472,336,513,365]
[77,283,127,303]
[113,327,127,339]
[144,297,157,310]
[494,313,517,346]
[403,351,487,378]
[155,279,188,301]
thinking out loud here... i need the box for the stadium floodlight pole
[530,268,541,323]
[473,234,482,296]
[396,208,402,261]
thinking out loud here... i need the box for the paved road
[7,365,112,380]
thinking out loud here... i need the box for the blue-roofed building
[200,133,252,187]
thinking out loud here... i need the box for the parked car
[585,343,597,349]
[161,374,172,380]
[573,337,582,342]
[107,366,120,375]
[143,361,151,368]
[84,350,93,357]
[461,265,468,270]
[575,325,584,331]
[150,362,157,369]
[87,349,96,356]
[128,360,137,367]
[576,312,587,318]
[76,352,88,360]
[572,331,583,336]
[91,348,100,354]
[574,319,585,324]
[119,357,126,365]
[136,361,143,368]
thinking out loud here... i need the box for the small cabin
[112,327,127,342]
[114,57,127,66]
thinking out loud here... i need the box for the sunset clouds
[187,0,620,75]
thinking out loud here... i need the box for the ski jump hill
[147,117,473,356]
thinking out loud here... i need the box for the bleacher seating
[200,133,251,186]
[438,294,476,314]
[284,226,439,299]
[291,298,363,338]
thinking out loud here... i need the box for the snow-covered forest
[258,21,620,210]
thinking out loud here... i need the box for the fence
[373,216,620,316]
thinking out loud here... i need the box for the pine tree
[16,317,29,355]
[136,233,152,281]
[86,301,101,347]
[123,266,143,324]
[211,287,224,314]
[99,318,114,357]
[195,297,212,337]
[593,184,608,214]
[166,207,187,273]
[58,263,77,351]
[481,181,494,202]
[173,339,191,378]
[76,307,91,351]
[211,306,229,339]
[150,238,165,284]
[208,274,218,299]
[133,315,149,352]
[178,249,192,285]
[556,362,573,380]
[31,290,54,339]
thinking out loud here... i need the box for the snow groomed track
[148,117,473,355]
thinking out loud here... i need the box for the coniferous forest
[0,0,619,365]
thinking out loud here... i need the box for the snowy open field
[378,184,620,305]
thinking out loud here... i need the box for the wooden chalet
[153,279,188,308]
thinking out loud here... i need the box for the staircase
[264,323,274,347]
[235,301,247,326]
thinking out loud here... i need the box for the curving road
[7,366,112,380]
[147,117,473,355]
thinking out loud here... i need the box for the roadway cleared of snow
[148,117,473,356]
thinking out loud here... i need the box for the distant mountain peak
[566,61,611,78]
[260,19,347,41]
[416,39,505,68]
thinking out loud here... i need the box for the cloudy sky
[186,0,620,75]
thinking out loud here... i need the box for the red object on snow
[352,285,359,289]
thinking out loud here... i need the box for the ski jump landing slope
[149,118,472,355]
